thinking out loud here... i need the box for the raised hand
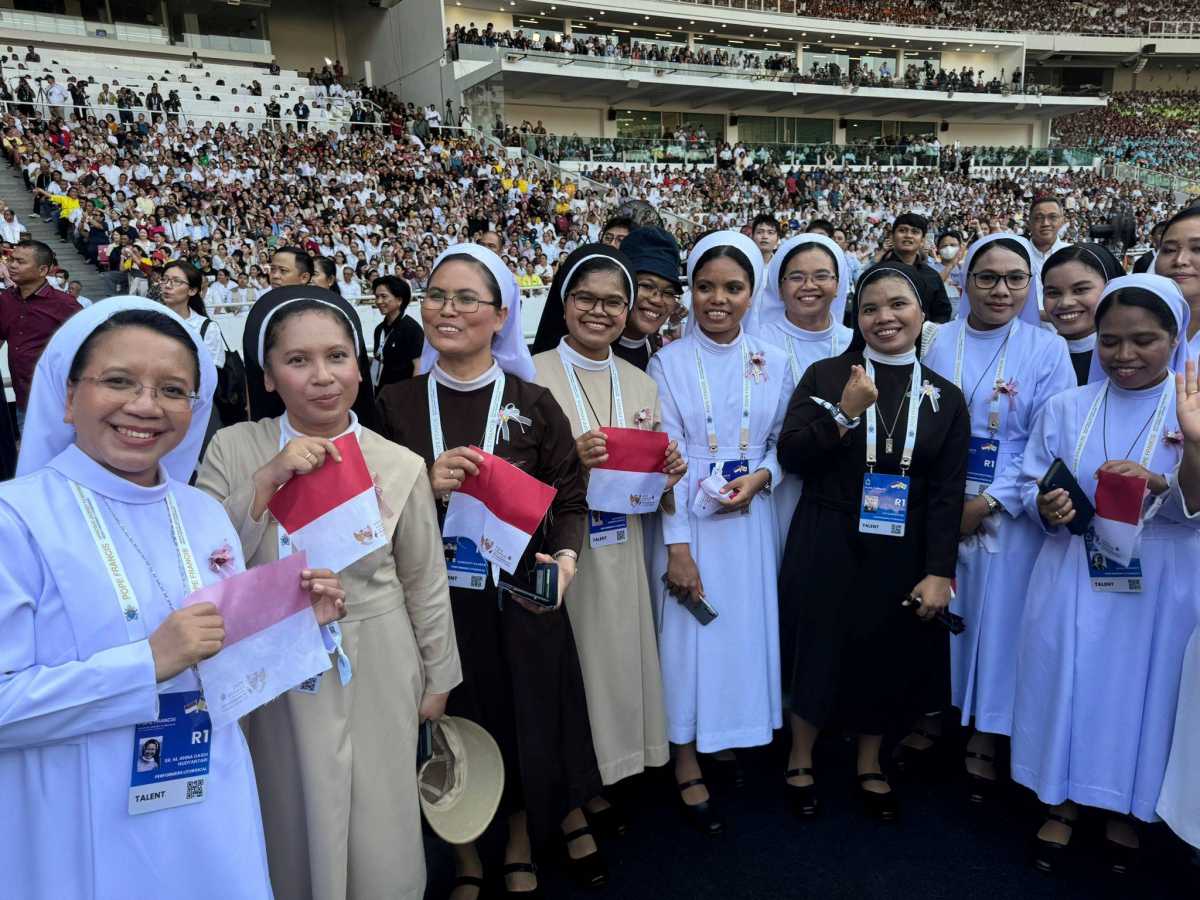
[839,364,878,419]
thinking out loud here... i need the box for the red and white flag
[443,446,556,574]
[1092,469,1149,566]
[268,433,385,573]
[185,550,329,731]
[587,427,669,515]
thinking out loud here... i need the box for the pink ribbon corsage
[1164,428,1185,449]
[748,350,768,384]
[634,407,652,429]
[988,377,1020,411]
[920,380,941,413]
[208,540,236,579]
[372,472,394,518]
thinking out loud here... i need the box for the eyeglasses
[160,276,190,288]
[970,271,1031,290]
[782,272,836,286]
[636,282,679,304]
[73,376,199,411]
[1030,214,1062,225]
[419,290,501,313]
[569,293,628,316]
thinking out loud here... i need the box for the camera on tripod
[1088,205,1137,256]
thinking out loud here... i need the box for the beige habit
[533,346,670,784]
[197,417,461,900]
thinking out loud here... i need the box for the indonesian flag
[268,433,385,573]
[443,446,556,574]
[1092,469,1150,567]
[185,551,330,731]
[587,427,669,515]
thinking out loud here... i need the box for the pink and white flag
[184,551,329,731]
[587,427,669,515]
[443,446,557,574]
[268,433,386,573]
[1092,469,1149,566]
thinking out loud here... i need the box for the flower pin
[748,350,768,384]
[634,407,652,429]
[1164,428,1185,449]
[372,472,394,518]
[988,377,1020,411]
[208,540,236,579]
[497,402,533,442]
[920,380,941,413]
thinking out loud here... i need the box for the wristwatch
[833,402,862,429]
[979,491,1003,515]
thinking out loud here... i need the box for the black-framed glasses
[73,376,199,411]
[569,293,628,316]
[781,272,836,286]
[419,290,501,313]
[636,281,679,304]
[970,271,1031,290]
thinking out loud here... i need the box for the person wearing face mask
[370,275,423,393]
[1014,275,1200,875]
[777,262,969,823]
[929,231,968,318]
[1041,244,1124,385]
[903,235,1075,803]
[531,244,685,884]
[647,231,790,835]
[1154,205,1200,363]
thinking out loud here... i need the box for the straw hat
[418,716,504,845]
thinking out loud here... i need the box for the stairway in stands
[0,163,109,301]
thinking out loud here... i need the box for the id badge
[129,691,211,815]
[291,674,323,695]
[859,473,910,537]
[966,435,1000,495]
[1084,528,1144,593]
[710,459,751,517]
[588,510,628,548]
[444,536,488,591]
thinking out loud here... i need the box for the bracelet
[552,549,578,563]
[833,402,862,430]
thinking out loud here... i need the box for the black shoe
[857,773,899,822]
[448,874,484,899]
[561,826,606,892]
[1104,818,1143,876]
[964,750,998,804]
[586,800,629,838]
[1027,811,1076,874]
[501,862,543,897]
[783,768,820,818]
[707,752,747,788]
[676,777,725,835]
[890,727,941,774]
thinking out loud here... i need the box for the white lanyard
[783,329,839,388]
[694,343,751,456]
[954,320,1018,433]
[72,482,203,645]
[1072,378,1174,475]
[428,371,506,458]
[558,348,626,430]
[864,359,924,472]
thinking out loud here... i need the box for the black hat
[619,227,682,289]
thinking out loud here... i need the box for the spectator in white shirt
[44,76,70,120]
[67,280,92,308]
[0,207,23,244]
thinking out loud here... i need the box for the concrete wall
[942,122,1035,146]
[265,2,345,75]
[506,103,604,135]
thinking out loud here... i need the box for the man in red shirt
[0,240,81,436]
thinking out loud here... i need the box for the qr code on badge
[891,525,903,535]
[616,530,627,541]
[186,779,204,800]
[470,575,483,588]
[1129,579,1142,591]
[296,676,319,692]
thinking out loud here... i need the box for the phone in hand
[498,561,559,611]
[417,718,434,770]
[1039,457,1094,535]
[661,573,719,626]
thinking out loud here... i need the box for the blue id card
[966,435,1000,494]
[859,473,910,537]
[1084,528,1144,593]
[445,536,488,591]
[589,510,628,548]
[710,459,752,517]
[129,690,211,815]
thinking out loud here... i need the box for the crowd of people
[1052,90,1200,179]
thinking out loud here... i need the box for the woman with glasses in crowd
[912,234,1075,803]
[532,244,685,886]
[377,244,601,898]
[778,262,969,822]
[1013,275,1200,874]
[1041,243,1124,385]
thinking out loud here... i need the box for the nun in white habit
[0,299,343,898]
[751,233,853,551]
[1011,274,1200,871]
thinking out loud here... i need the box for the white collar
[618,334,649,351]
[864,345,917,365]
[694,324,744,354]
[779,314,838,342]
[557,337,612,372]
[1065,333,1096,353]
[279,410,361,443]
[431,360,501,392]
[965,317,1017,341]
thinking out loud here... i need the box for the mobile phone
[1039,458,1094,535]
[903,595,966,634]
[498,561,559,611]
[661,573,719,626]
[417,718,434,770]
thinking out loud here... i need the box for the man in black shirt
[877,212,952,323]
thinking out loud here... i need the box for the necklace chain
[101,496,180,612]
[1101,389,1158,463]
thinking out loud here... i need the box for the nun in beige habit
[531,245,683,815]
[196,286,461,900]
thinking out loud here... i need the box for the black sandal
[1104,815,1143,876]
[784,767,820,818]
[964,750,998,804]
[857,773,899,822]
[1028,811,1076,874]
[449,874,484,899]
[890,726,941,773]
[561,825,606,892]
[676,777,724,835]
[501,862,543,897]
[586,799,629,838]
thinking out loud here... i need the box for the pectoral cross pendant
[885,438,894,455]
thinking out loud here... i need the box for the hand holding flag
[430,445,484,500]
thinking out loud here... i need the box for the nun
[648,230,790,834]
[1041,243,1124,385]
[777,262,969,822]
[914,234,1075,802]
[0,298,343,898]
[195,285,461,900]
[1155,204,1200,363]
[753,232,853,550]
[1158,616,1200,853]
[531,244,683,844]
[1012,274,1200,874]
[375,244,601,897]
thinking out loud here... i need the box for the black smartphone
[417,718,434,770]
[498,561,559,611]
[904,595,966,635]
[1039,457,1095,535]
[661,574,719,626]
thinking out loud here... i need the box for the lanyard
[428,371,507,458]
[1072,378,1174,475]
[783,329,839,387]
[954,320,1018,434]
[71,482,204,645]
[558,348,626,430]
[864,359,924,473]
[694,343,751,456]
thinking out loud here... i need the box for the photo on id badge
[1084,527,1143,592]
[589,509,628,547]
[710,459,751,516]
[860,473,909,537]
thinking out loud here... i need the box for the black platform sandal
[964,750,998,804]
[1028,811,1076,874]
[501,862,543,897]
[890,726,942,773]
[857,773,899,822]
[561,825,606,891]
[1104,815,1143,876]
[676,777,725,835]
[783,768,820,818]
